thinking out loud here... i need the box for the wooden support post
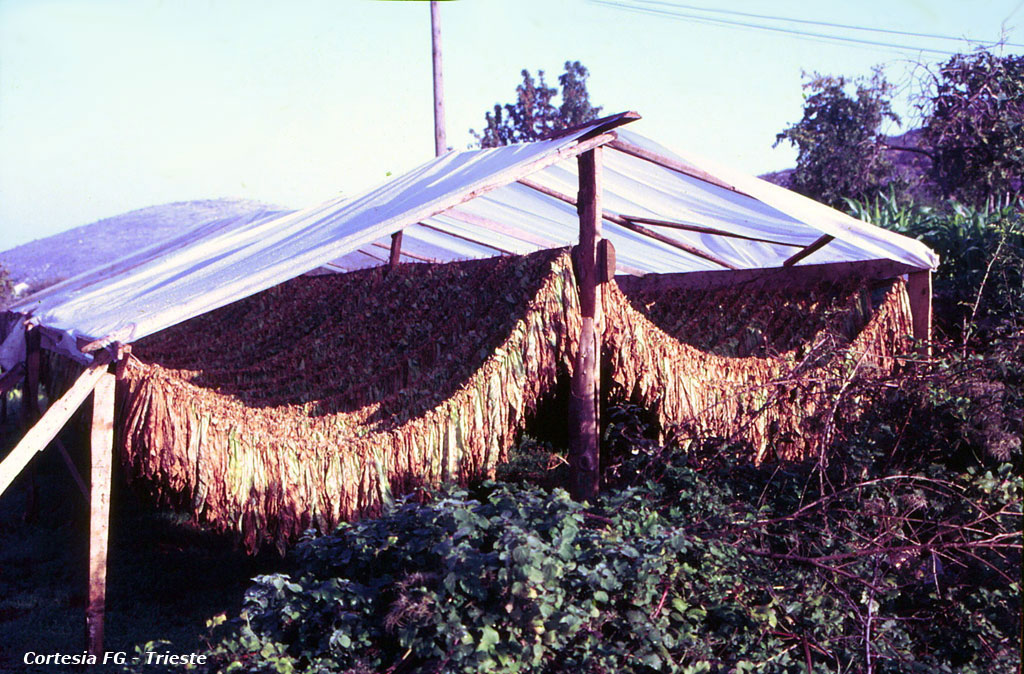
[24,326,41,419]
[86,371,116,658]
[23,325,41,520]
[906,270,933,357]
[389,231,404,270]
[569,147,603,502]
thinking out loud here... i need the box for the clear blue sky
[1,0,1021,250]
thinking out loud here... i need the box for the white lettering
[104,651,127,665]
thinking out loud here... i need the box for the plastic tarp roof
[1,112,938,369]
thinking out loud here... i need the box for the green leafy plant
[921,51,1024,205]
[471,61,602,148]
[775,69,901,207]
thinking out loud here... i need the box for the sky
[1,0,1022,251]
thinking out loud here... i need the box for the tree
[0,264,12,308]
[775,70,900,207]
[921,50,1024,205]
[472,61,603,148]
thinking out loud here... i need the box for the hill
[0,199,291,294]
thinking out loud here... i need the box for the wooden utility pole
[430,0,446,157]
[568,147,603,502]
[390,1,447,270]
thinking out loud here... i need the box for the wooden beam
[443,207,561,249]
[615,258,923,295]
[906,270,933,356]
[568,147,603,503]
[357,248,388,263]
[517,178,737,270]
[86,371,116,658]
[783,234,835,267]
[608,137,753,199]
[620,215,804,248]
[388,231,404,269]
[372,239,438,264]
[543,110,641,142]
[617,219,739,270]
[0,361,110,498]
[416,221,514,255]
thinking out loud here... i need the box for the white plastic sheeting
[1,114,938,369]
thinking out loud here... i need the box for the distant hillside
[0,198,292,293]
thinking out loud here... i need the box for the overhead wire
[590,0,1015,57]
[619,0,1024,48]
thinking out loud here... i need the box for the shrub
[136,411,1019,673]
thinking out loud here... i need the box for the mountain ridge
[1,198,291,292]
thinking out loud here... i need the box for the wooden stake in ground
[86,370,116,658]
[907,270,933,357]
[569,147,603,502]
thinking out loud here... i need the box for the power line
[624,0,1024,48]
[1008,0,1024,22]
[591,0,1003,57]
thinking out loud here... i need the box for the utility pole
[430,0,446,157]
[391,1,446,271]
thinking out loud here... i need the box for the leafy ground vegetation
[116,201,1021,674]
